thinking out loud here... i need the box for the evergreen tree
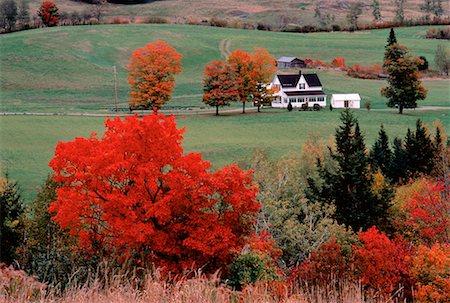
[404,119,436,176]
[389,137,408,182]
[24,176,76,285]
[307,109,389,231]
[0,174,24,265]
[386,28,397,48]
[369,125,392,176]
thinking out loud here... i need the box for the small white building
[330,94,361,109]
[270,72,326,109]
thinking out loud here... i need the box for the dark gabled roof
[285,90,325,96]
[277,74,301,87]
[303,74,322,87]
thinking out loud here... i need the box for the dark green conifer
[369,125,392,176]
[0,174,24,265]
[306,109,389,231]
[388,137,408,182]
[386,28,397,48]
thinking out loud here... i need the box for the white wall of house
[272,95,326,108]
[270,74,326,108]
[330,94,361,108]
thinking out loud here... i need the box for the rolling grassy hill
[1,24,448,112]
[0,24,449,201]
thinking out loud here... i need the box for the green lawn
[0,24,448,202]
[1,108,448,202]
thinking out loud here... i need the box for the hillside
[1,24,448,112]
[25,0,450,28]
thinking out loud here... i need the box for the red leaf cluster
[394,178,450,245]
[49,114,260,274]
[331,57,346,68]
[353,227,413,297]
[38,1,59,27]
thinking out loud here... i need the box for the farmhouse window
[299,83,305,89]
[309,97,317,102]
[344,100,349,108]
[318,97,324,102]
[289,97,296,103]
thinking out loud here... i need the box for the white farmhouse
[270,72,326,108]
[330,94,361,109]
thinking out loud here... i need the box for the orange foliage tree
[38,1,59,27]
[49,114,261,274]
[203,48,276,114]
[202,60,239,115]
[409,243,450,303]
[227,49,255,114]
[128,41,182,111]
[251,48,277,112]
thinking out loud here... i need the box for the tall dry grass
[1,264,399,303]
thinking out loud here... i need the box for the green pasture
[1,25,448,112]
[0,24,449,201]
[1,108,448,202]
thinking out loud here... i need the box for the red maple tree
[49,114,260,273]
[353,227,413,298]
[127,41,182,111]
[393,178,449,245]
[38,1,59,27]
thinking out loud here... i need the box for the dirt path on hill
[219,39,232,58]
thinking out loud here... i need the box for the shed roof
[331,94,361,101]
[277,56,299,63]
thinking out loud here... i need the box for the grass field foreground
[1,108,448,202]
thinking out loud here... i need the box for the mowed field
[0,24,449,201]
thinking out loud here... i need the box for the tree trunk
[257,105,261,112]
[242,102,246,114]
[216,105,219,116]
[399,104,403,114]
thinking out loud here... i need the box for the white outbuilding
[330,94,361,109]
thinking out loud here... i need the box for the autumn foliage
[409,243,450,303]
[391,178,450,245]
[49,114,260,274]
[353,227,412,297]
[202,48,276,114]
[202,60,239,115]
[331,57,346,68]
[128,41,182,111]
[38,1,59,27]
